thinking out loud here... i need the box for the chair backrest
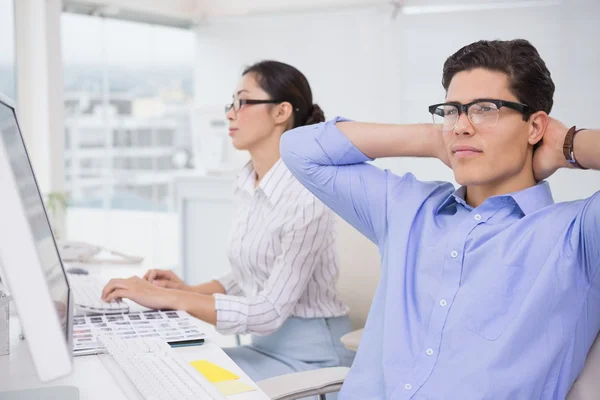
[567,331,600,399]
[335,216,380,330]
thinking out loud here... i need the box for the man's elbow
[281,126,305,163]
[281,125,322,172]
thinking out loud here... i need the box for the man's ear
[272,101,294,126]
[528,111,548,146]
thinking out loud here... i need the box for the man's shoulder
[542,191,600,214]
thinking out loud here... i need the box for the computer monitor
[0,93,74,382]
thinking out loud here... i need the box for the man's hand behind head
[533,117,572,182]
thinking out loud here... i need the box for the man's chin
[453,171,489,187]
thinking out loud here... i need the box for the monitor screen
[0,102,69,339]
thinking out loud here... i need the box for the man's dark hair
[442,39,555,116]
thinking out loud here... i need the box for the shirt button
[451,250,458,258]
[474,214,482,221]
[440,299,447,307]
[404,384,412,390]
[426,348,434,356]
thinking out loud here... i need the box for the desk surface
[0,263,269,400]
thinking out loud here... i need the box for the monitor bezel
[0,93,74,382]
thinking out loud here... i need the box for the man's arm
[540,122,600,285]
[582,192,600,287]
[280,117,445,245]
[573,129,600,285]
[573,129,600,170]
[335,121,447,162]
[534,119,600,180]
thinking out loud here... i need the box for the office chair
[567,333,600,399]
[257,217,600,400]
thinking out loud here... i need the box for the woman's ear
[272,101,294,126]
[528,111,549,146]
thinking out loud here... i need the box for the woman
[102,60,354,382]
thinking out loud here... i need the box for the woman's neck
[249,139,281,187]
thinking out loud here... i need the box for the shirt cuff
[213,293,249,335]
[316,116,374,165]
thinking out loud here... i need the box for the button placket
[408,215,474,398]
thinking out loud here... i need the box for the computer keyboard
[69,275,129,314]
[99,335,227,400]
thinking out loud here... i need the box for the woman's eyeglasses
[225,99,283,113]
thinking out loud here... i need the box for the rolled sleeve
[314,117,373,165]
[281,117,388,245]
[213,294,250,334]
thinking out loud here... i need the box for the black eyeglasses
[225,99,283,113]
[428,99,531,131]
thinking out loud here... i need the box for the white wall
[194,1,600,202]
[66,208,178,268]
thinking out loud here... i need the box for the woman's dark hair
[242,60,325,128]
[442,39,555,116]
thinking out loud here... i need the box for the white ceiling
[62,0,201,28]
[62,0,563,27]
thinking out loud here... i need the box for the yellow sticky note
[189,360,240,383]
[213,380,256,396]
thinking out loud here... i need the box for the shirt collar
[234,161,255,195]
[436,186,470,214]
[234,159,288,205]
[436,181,554,215]
[509,181,554,215]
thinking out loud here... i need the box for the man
[280,39,600,399]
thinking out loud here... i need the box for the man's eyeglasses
[428,99,531,131]
[225,99,283,113]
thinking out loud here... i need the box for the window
[78,128,107,148]
[156,129,175,146]
[62,13,194,266]
[0,0,15,100]
[113,129,133,148]
[80,158,103,170]
[113,156,133,170]
[137,129,153,147]
[157,156,172,171]
[136,157,153,170]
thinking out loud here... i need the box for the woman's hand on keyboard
[143,269,189,291]
[101,276,180,310]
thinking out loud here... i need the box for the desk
[0,262,269,400]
